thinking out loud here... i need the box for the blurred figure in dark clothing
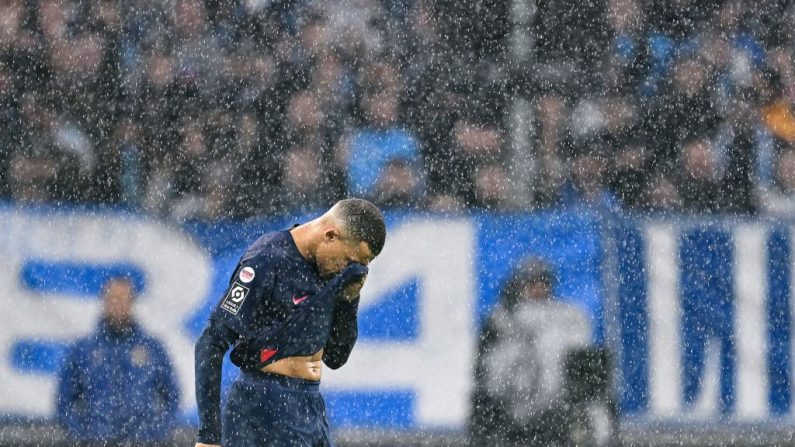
[531,93,570,208]
[643,55,722,172]
[0,60,21,197]
[343,88,422,200]
[719,91,760,215]
[650,0,722,40]
[469,258,591,447]
[677,137,724,213]
[759,145,795,215]
[433,0,510,60]
[472,163,515,211]
[274,144,336,214]
[532,0,609,88]
[610,137,651,210]
[56,277,180,446]
[6,149,60,203]
[371,158,425,209]
[644,173,683,212]
[561,147,620,213]
[444,117,505,207]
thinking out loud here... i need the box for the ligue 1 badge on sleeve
[239,266,255,283]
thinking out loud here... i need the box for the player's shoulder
[240,230,296,269]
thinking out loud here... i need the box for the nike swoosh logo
[292,294,309,305]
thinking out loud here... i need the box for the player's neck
[289,222,317,262]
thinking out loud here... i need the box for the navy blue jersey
[195,230,366,444]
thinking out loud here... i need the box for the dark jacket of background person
[56,279,180,444]
[469,259,591,446]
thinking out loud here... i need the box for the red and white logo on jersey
[239,267,255,283]
[260,348,278,364]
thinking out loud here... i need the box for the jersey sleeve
[322,297,360,369]
[194,320,236,444]
[321,262,368,369]
[208,255,279,337]
[195,255,279,444]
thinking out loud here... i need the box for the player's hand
[195,443,220,447]
[340,275,366,302]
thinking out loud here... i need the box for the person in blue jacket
[194,198,386,447]
[56,276,180,445]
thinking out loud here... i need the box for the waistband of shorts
[238,369,321,391]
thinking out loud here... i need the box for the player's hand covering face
[315,228,374,278]
[340,275,366,302]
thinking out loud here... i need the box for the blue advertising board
[2,205,793,428]
[0,206,603,429]
[614,220,794,421]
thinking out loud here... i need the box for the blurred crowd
[1,0,795,218]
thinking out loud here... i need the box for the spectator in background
[604,0,646,83]
[2,0,794,218]
[281,89,345,204]
[609,135,651,210]
[643,54,721,172]
[171,0,223,89]
[718,88,761,214]
[445,117,505,206]
[531,92,570,207]
[371,157,424,209]
[283,90,331,151]
[225,110,277,217]
[472,163,515,211]
[56,276,180,445]
[759,145,795,215]
[343,87,422,199]
[469,258,591,447]
[561,147,620,213]
[15,92,85,202]
[275,144,336,214]
[677,137,724,213]
[172,159,237,220]
[644,173,683,212]
[6,149,60,203]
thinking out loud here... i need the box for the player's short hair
[333,198,386,257]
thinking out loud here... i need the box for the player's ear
[324,227,341,242]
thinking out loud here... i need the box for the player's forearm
[323,297,359,369]
[195,320,236,444]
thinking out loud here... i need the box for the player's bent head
[330,198,386,257]
[314,198,385,277]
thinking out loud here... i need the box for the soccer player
[195,198,386,447]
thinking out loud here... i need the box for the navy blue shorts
[222,370,335,447]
